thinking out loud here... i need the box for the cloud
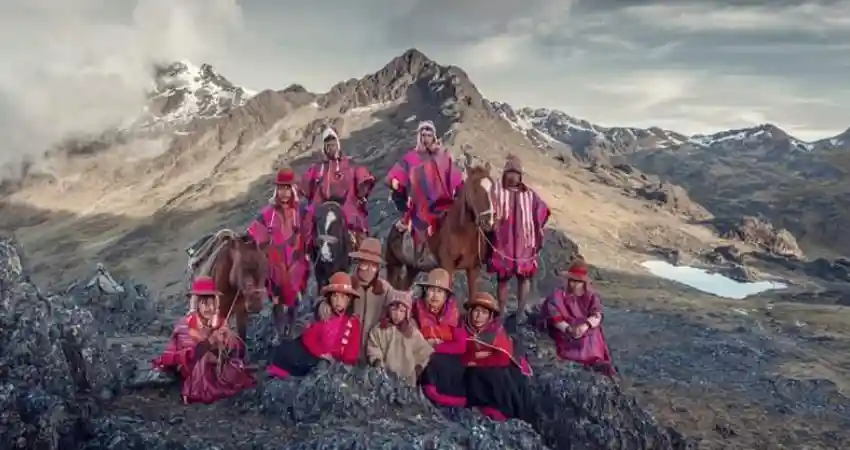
[1,0,848,177]
[0,0,243,173]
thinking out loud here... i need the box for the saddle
[186,229,238,278]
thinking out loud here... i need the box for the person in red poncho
[462,291,535,422]
[266,271,362,378]
[152,276,256,404]
[540,257,615,377]
[245,168,310,337]
[411,268,467,407]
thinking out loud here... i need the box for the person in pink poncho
[487,154,550,322]
[385,120,464,259]
[246,168,310,336]
[540,258,616,377]
[300,127,376,251]
[152,276,256,404]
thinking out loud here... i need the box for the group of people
[154,254,615,420]
[151,120,616,421]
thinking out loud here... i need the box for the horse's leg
[386,263,402,290]
[402,266,419,290]
[466,266,480,303]
[235,303,250,362]
[496,276,510,314]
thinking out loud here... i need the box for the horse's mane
[454,164,490,228]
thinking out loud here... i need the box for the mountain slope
[3,48,850,450]
[2,49,725,294]
[492,103,850,257]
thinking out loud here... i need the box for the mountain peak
[318,48,484,114]
[139,60,255,129]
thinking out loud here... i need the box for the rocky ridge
[0,236,695,450]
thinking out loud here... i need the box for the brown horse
[209,233,269,359]
[384,162,496,301]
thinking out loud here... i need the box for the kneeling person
[152,276,256,404]
[267,272,361,378]
[366,288,434,385]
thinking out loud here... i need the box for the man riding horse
[386,120,465,262]
[301,127,375,252]
[246,168,310,335]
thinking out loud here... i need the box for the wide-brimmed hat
[188,276,220,297]
[416,268,452,294]
[319,272,361,298]
[275,168,297,185]
[562,258,590,282]
[349,237,384,264]
[464,291,500,316]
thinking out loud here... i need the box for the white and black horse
[310,201,353,292]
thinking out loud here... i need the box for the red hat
[189,276,220,296]
[561,258,590,282]
[275,168,297,185]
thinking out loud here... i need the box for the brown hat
[503,154,522,174]
[416,268,453,294]
[349,237,384,264]
[320,272,361,298]
[561,258,590,282]
[464,291,500,315]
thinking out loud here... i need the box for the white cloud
[0,0,243,170]
[622,2,850,33]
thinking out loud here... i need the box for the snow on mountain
[688,124,815,152]
[491,101,688,158]
[490,101,848,157]
[135,60,255,129]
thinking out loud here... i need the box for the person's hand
[391,178,400,191]
[317,301,332,320]
[474,351,491,359]
[571,323,589,339]
[320,353,333,361]
[426,338,442,346]
[414,364,424,376]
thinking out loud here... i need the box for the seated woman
[152,276,256,404]
[366,289,433,385]
[267,272,361,378]
[411,268,467,407]
[463,292,535,422]
[540,258,615,377]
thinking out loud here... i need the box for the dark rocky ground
[1,235,693,450]
[4,228,849,450]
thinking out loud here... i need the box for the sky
[1,0,849,170]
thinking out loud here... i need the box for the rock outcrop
[1,235,694,450]
[709,216,803,258]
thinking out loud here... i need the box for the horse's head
[314,202,349,265]
[461,162,496,232]
[229,234,269,313]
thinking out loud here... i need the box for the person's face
[324,138,340,157]
[568,279,585,294]
[330,292,350,313]
[470,306,491,328]
[389,303,408,325]
[276,185,293,203]
[197,296,217,321]
[425,286,447,312]
[503,171,521,187]
[355,260,379,283]
[420,129,435,147]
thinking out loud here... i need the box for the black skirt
[465,364,535,422]
[419,353,467,406]
[268,337,321,378]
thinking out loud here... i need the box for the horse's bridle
[463,177,494,228]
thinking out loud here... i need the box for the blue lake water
[641,260,787,299]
